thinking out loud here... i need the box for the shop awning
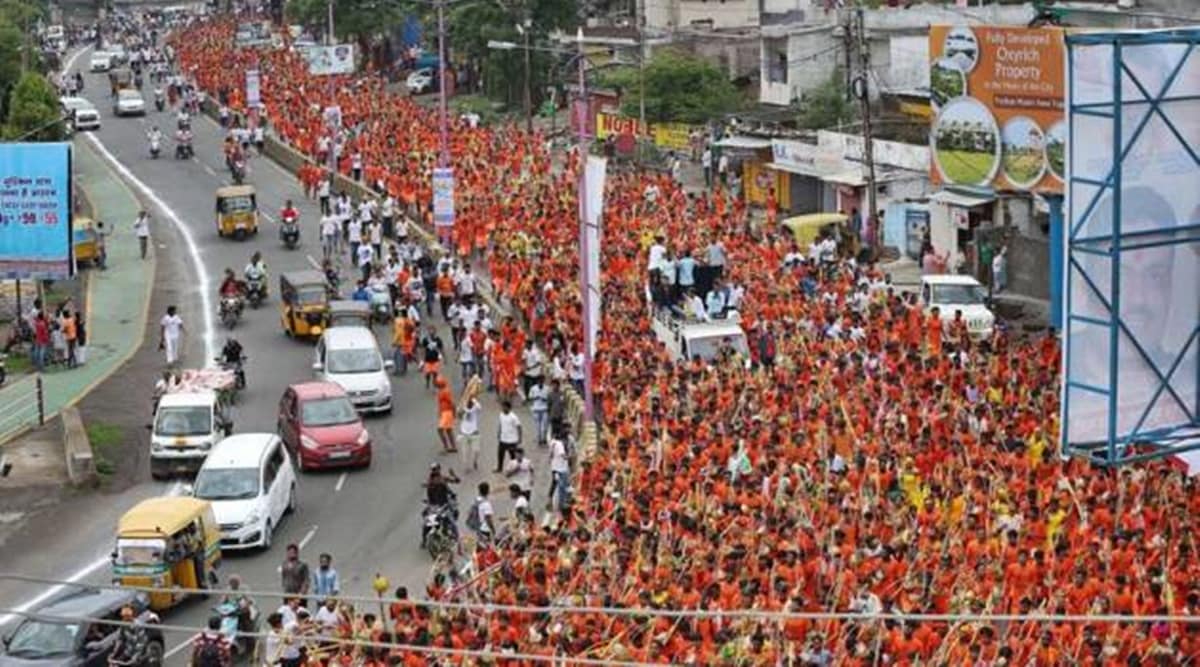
[765,161,840,179]
[714,136,772,150]
[930,189,995,208]
[823,169,867,187]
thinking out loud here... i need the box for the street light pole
[436,0,450,169]
[522,20,532,134]
[576,27,594,423]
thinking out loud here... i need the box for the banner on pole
[583,155,606,357]
[297,44,355,76]
[433,167,455,227]
[245,69,261,108]
[0,143,73,280]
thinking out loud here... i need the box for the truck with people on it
[920,274,997,340]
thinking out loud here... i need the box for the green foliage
[796,69,858,130]
[0,18,22,114]
[4,70,63,140]
[599,51,740,125]
[86,422,123,478]
[286,0,402,42]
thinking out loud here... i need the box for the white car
[89,52,113,72]
[191,433,297,551]
[313,326,394,414]
[113,88,146,116]
[60,96,101,131]
[406,68,434,95]
[920,274,996,340]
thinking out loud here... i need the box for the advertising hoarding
[297,44,355,76]
[0,143,73,280]
[432,167,454,227]
[928,25,1065,193]
[245,69,261,108]
[594,113,698,153]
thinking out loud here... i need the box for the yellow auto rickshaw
[112,497,222,612]
[280,270,330,339]
[72,216,99,267]
[215,185,259,240]
[781,212,860,258]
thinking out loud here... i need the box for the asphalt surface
[0,49,539,662]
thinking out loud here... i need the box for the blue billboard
[0,143,73,279]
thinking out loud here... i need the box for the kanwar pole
[576,27,594,423]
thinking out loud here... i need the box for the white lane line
[299,525,318,550]
[305,254,322,271]
[335,473,347,493]
[0,482,186,626]
[163,636,196,659]
[202,163,217,176]
[81,133,219,365]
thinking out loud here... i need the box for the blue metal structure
[1062,29,1200,467]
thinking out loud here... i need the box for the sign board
[235,21,272,47]
[770,139,842,177]
[594,113,698,153]
[297,44,355,76]
[0,143,73,279]
[929,26,1065,192]
[323,105,342,131]
[245,69,261,108]
[432,167,454,227]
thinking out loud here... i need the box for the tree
[599,51,740,124]
[796,70,857,131]
[286,0,403,67]
[0,18,23,116]
[4,71,63,141]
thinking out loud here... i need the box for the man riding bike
[280,200,299,225]
[422,463,460,546]
[190,616,233,667]
[244,251,268,293]
[218,268,244,298]
[104,606,150,667]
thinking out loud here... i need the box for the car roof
[118,89,142,96]
[322,326,379,349]
[922,274,982,286]
[158,391,216,407]
[36,588,141,619]
[682,321,747,339]
[289,381,349,401]
[202,433,277,469]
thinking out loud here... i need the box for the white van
[150,390,231,478]
[313,326,393,414]
[191,433,297,551]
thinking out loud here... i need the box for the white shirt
[395,218,409,238]
[505,455,534,492]
[133,215,150,238]
[320,215,339,238]
[455,271,476,296]
[276,604,298,629]
[460,400,480,436]
[369,222,382,244]
[313,605,339,629]
[476,497,495,533]
[647,243,666,273]
[550,437,569,474]
[522,347,543,376]
[498,411,521,444]
[356,243,374,268]
[160,314,183,340]
[568,353,585,381]
[346,218,362,242]
[381,197,396,217]
[317,179,330,197]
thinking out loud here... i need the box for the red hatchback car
[278,381,372,471]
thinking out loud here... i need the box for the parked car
[191,433,297,550]
[60,96,101,131]
[0,588,164,667]
[312,326,393,414]
[277,381,372,471]
[406,68,435,95]
[113,89,145,116]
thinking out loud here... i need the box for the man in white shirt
[686,289,708,322]
[454,265,477,299]
[504,447,534,495]
[547,434,570,511]
[647,235,667,275]
[346,216,363,263]
[458,394,481,471]
[380,195,396,238]
[520,341,544,399]
[133,210,150,260]
[320,212,339,261]
[159,305,184,366]
[355,242,374,282]
[568,348,585,397]
[313,598,339,630]
[469,482,496,539]
[526,376,549,446]
[495,400,522,473]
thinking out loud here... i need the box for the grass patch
[936,149,995,185]
[1003,150,1044,186]
[5,352,32,375]
[86,421,123,477]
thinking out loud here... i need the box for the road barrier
[0,375,45,446]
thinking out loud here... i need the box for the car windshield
[933,283,987,306]
[296,286,326,306]
[119,90,140,100]
[327,348,381,374]
[114,541,165,566]
[220,195,254,214]
[301,397,359,426]
[194,467,259,500]
[62,99,90,111]
[155,406,212,436]
[5,620,79,659]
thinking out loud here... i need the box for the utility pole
[575,27,594,423]
[842,12,852,101]
[521,18,532,133]
[436,0,449,168]
[855,7,878,254]
[636,0,646,133]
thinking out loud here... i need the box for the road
[0,50,540,662]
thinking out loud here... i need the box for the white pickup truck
[920,274,996,340]
[650,309,751,364]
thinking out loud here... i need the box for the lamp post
[436,0,449,169]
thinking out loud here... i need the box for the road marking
[335,473,347,492]
[299,525,318,550]
[306,254,322,271]
[163,636,195,659]
[202,164,216,176]
[81,133,219,365]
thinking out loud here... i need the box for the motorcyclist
[221,575,256,634]
[190,616,232,667]
[176,107,190,129]
[422,463,459,546]
[175,127,193,157]
[351,280,370,303]
[244,252,267,284]
[147,126,162,154]
[104,605,149,666]
[218,268,244,298]
[280,200,299,224]
[220,338,244,367]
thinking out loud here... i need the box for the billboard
[297,44,355,76]
[929,26,1065,193]
[594,113,699,154]
[1062,30,1200,463]
[245,69,261,108]
[432,167,454,227]
[0,143,73,280]
[235,21,272,47]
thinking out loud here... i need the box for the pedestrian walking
[419,326,444,390]
[31,312,49,372]
[527,375,549,446]
[458,393,481,471]
[133,210,150,259]
[280,543,311,607]
[435,376,455,453]
[701,146,712,188]
[495,400,522,473]
[61,309,78,368]
[317,175,331,215]
[547,431,570,511]
[320,211,339,262]
[158,305,185,366]
[464,482,496,542]
[311,553,340,600]
[95,221,109,269]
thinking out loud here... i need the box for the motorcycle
[175,137,193,160]
[280,215,300,250]
[216,355,247,391]
[368,284,392,326]
[214,599,260,659]
[245,278,266,309]
[422,501,458,560]
[149,137,160,159]
[231,159,246,185]
[219,295,243,329]
[154,88,164,112]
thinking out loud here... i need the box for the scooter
[280,219,300,250]
[231,159,246,185]
[368,284,392,326]
[219,295,243,329]
[154,88,164,111]
[149,136,160,159]
[215,354,247,391]
[214,600,260,659]
[175,136,193,159]
[422,500,458,560]
[245,277,266,309]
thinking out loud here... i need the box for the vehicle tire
[286,484,297,514]
[142,639,165,667]
[262,520,272,551]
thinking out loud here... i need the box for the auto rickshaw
[280,270,330,339]
[215,185,259,240]
[112,497,222,612]
[781,212,860,258]
[108,67,133,95]
[328,299,371,329]
[72,216,99,267]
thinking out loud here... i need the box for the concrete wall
[645,0,760,32]
[1008,232,1050,300]
[665,31,761,80]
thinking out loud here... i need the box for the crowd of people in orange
[172,15,1199,666]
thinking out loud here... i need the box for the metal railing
[0,374,45,446]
